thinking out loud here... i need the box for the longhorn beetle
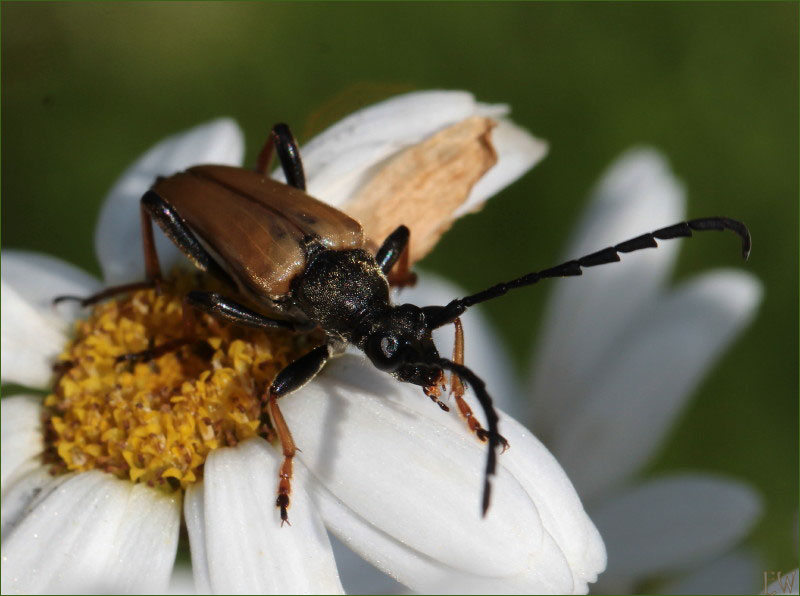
[60,123,751,523]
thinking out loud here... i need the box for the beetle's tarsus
[427,391,450,412]
[277,493,291,526]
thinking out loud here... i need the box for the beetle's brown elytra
[62,121,752,523]
[154,166,363,300]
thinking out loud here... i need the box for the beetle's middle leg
[375,225,417,288]
[114,294,211,364]
[263,344,331,524]
[114,289,305,364]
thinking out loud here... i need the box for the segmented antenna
[460,216,751,309]
[434,357,503,517]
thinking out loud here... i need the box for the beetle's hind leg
[53,280,157,308]
[448,318,509,451]
[263,344,331,525]
[140,191,235,285]
[255,123,306,191]
[52,190,234,307]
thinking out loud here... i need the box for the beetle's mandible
[60,122,752,524]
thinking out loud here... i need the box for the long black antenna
[434,357,504,517]
[458,216,750,309]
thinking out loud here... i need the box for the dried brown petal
[342,116,498,264]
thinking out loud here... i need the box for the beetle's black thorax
[291,247,391,342]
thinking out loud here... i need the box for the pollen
[43,273,319,492]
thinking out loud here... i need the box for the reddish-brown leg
[53,200,164,307]
[387,241,418,288]
[265,391,297,526]
[140,198,164,283]
[258,345,329,525]
[450,317,509,451]
[115,296,202,364]
[255,134,276,176]
[423,381,450,411]
[53,280,157,308]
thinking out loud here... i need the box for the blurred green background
[2,1,797,578]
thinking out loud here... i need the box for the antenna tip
[481,484,491,517]
[726,217,751,261]
[742,234,752,261]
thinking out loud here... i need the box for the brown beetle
[65,123,752,523]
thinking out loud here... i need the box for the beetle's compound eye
[380,336,398,359]
[366,333,404,372]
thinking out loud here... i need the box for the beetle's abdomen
[292,248,390,339]
[153,166,364,299]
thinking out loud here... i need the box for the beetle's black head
[360,303,442,388]
[360,301,504,517]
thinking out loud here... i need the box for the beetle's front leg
[446,318,509,451]
[264,344,331,525]
[375,225,417,288]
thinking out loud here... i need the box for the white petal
[1,281,65,387]
[313,480,573,595]
[167,565,197,595]
[589,474,762,584]
[185,438,343,594]
[457,118,549,216]
[103,483,182,593]
[496,415,606,590]
[659,549,762,595]
[297,90,506,207]
[1,470,181,594]
[529,148,685,437]
[1,250,101,330]
[1,464,67,538]
[328,533,406,595]
[281,355,604,593]
[184,485,212,594]
[551,270,762,499]
[95,119,244,284]
[1,395,44,491]
[397,271,521,417]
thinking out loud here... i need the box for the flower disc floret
[43,273,319,491]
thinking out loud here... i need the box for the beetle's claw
[476,429,510,452]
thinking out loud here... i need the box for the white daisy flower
[527,149,764,593]
[326,148,764,596]
[1,90,606,594]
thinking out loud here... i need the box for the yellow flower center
[43,272,320,491]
